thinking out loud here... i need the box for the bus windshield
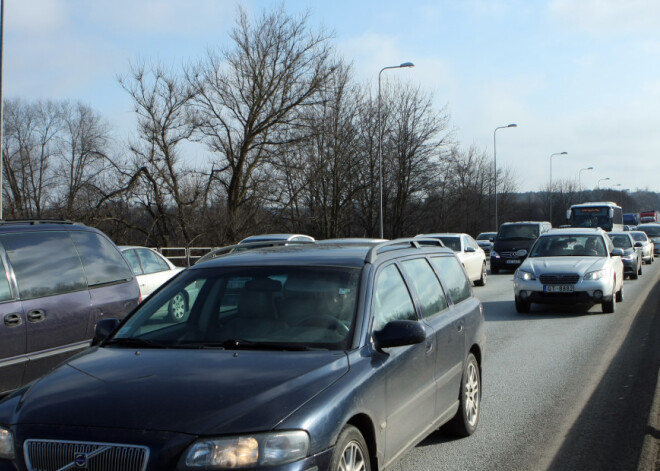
[571,207,613,231]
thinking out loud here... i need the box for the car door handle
[27,309,46,323]
[4,313,23,327]
[457,322,464,333]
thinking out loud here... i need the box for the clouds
[549,0,660,36]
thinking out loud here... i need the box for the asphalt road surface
[391,260,660,471]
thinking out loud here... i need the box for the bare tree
[382,83,453,237]
[189,5,336,240]
[119,61,202,246]
[2,99,61,218]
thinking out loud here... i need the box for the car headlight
[584,269,609,281]
[0,427,15,460]
[491,250,500,258]
[515,269,535,281]
[179,431,309,469]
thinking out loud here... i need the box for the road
[391,260,660,471]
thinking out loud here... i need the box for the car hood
[492,239,536,253]
[521,256,607,274]
[0,347,348,435]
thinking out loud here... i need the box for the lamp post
[549,152,568,222]
[597,177,610,189]
[493,124,517,229]
[578,166,593,188]
[378,62,414,239]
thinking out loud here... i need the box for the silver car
[513,228,624,314]
[629,230,654,263]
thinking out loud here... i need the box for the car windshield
[639,226,660,237]
[630,232,647,242]
[110,266,361,351]
[530,235,607,257]
[477,233,495,241]
[497,225,539,241]
[437,237,461,252]
[609,234,632,249]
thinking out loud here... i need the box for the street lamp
[378,61,415,238]
[549,152,568,221]
[493,124,517,229]
[578,166,593,187]
[597,177,610,189]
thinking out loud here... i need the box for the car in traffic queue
[475,232,496,256]
[513,228,624,314]
[490,221,552,274]
[607,232,643,279]
[0,239,486,471]
[629,231,654,264]
[0,220,140,397]
[637,223,660,256]
[417,233,487,286]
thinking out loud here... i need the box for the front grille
[539,274,579,284]
[24,439,149,471]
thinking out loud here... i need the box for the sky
[4,0,660,193]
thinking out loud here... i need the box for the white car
[119,246,184,303]
[513,228,624,314]
[417,233,487,286]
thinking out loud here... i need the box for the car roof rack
[365,238,445,264]
[195,239,315,264]
[0,219,77,226]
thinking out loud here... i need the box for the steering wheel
[296,315,350,336]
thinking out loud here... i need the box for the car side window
[372,264,417,331]
[137,248,170,274]
[401,258,448,318]
[122,249,144,275]
[71,232,134,286]
[0,231,87,299]
[430,255,471,304]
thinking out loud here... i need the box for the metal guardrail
[153,247,217,267]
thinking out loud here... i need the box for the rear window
[71,231,134,286]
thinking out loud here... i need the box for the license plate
[544,285,574,293]
[506,259,520,264]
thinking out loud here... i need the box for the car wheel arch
[343,414,378,468]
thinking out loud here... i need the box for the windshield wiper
[104,337,169,348]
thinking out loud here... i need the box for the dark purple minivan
[0,220,140,395]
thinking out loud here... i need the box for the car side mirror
[373,320,426,351]
[92,318,120,346]
[634,241,643,248]
[465,246,476,253]
[611,248,624,257]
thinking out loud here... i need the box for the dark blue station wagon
[0,239,485,471]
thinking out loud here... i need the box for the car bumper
[7,424,335,471]
[514,278,614,304]
[490,256,524,270]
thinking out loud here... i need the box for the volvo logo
[74,452,88,468]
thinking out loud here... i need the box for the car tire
[616,282,624,302]
[631,267,638,280]
[167,290,189,322]
[638,263,642,276]
[602,296,615,313]
[329,425,371,471]
[443,353,481,437]
[515,297,531,313]
[474,262,487,286]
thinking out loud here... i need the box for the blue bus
[566,202,624,232]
